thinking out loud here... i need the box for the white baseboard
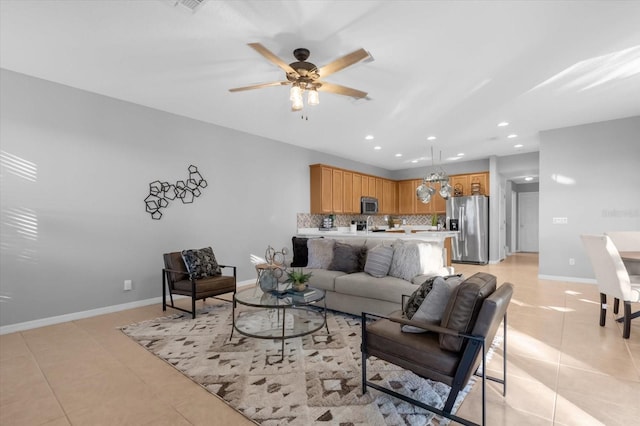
[0,279,255,336]
[538,274,596,284]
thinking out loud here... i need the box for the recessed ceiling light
[411,160,418,163]
[524,177,533,181]
[457,153,465,156]
[427,136,437,141]
[507,134,518,139]
[374,146,381,150]
[365,135,374,140]
[514,144,524,148]
[498,121,509,127]
[395,153,402,157]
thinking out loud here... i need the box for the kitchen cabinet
[332,169,343,213]
[450,172,490,197]
[352,173,362,213]
[397,180,416,214]
[310,164,488,216]
[310,164,334,214]
[343,171,353,213]
[382,179,397,214]
[399,179,446,215]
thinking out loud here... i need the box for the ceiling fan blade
[229,81,290,92]
[318,82,368,99]
[317,48,371,78]
[248,43,298,76]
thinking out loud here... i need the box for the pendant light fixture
[416,147,451,204]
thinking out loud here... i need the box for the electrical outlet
[552,217,568,224]
[124,280,132,291]
[569,258,575,266]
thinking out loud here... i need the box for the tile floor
[1,253,638,425]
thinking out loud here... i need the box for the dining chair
[581,234,640,339]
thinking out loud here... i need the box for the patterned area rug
[121,303,481,425]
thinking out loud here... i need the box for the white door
[518,192,539,252]
[499,182,506,260]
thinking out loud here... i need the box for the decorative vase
[292,282,307,292]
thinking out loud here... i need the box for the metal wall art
[144,165,207,220]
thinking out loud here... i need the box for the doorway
[518,192,539,252]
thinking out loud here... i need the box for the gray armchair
[361,273,513,426]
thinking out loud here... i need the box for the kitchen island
[297,228,458,266]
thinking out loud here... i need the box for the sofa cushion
[299,267,346,292]
[181,247,221,280]
[439,272,496,352]
[328,242,363,274]
[403,276,438,320]
[389,241,422,281]
[291,236,309,267]
[334,272,418,304]
[402,276,462,333]
[307,238,335,269]
[364,245,394,278]
[389,240,448,282]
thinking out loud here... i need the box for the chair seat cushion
[365,317,460,385]
[172,275,236,297]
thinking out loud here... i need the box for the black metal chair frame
[162,264,236,319]
[361,310,507,426]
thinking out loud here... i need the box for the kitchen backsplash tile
[297,213,444,228]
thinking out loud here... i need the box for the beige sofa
[292,237,454,317]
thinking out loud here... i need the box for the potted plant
[431,214,439,230]
[285,268,313,292]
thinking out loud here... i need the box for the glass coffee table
[231,286,329,360]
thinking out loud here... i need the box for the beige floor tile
[0,332,30,360]
[556,365,640,406]
[0,393,65,426]
[0,354,52,405]
[554,389,640,426]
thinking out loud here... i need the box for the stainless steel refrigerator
[446,195,489,264]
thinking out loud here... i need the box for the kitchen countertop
[297,227,458,242]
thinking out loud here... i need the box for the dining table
[619,251,640,276]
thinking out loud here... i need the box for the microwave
[361,197,379,214]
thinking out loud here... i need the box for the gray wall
[0,69,384,326]
[539,116,640,279]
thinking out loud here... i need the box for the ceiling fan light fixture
[290,85,302,101]
[291,96,303,111]
[307,88,319,106]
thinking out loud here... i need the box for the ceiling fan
[229,43,371,111]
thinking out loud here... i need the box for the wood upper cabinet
[310,164,334,214]
[450,172,490,197]
[352,173,362,213]
[397,180,416,214]
[343,171,353,213]
[382,179,397,214]
[368,177,377,197]
[332,169,343,213]
[310,164,489,215]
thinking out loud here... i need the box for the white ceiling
[2,0,640,180]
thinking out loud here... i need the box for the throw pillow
[439,272,497,352]
[389,241,422,281]
[363,245,394,278]
[291,236,309,267]
[403,275,438,319]
[328,242,362,274]
[181,247,222,280]
[402,276,460,333]
[306,238,335,269]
